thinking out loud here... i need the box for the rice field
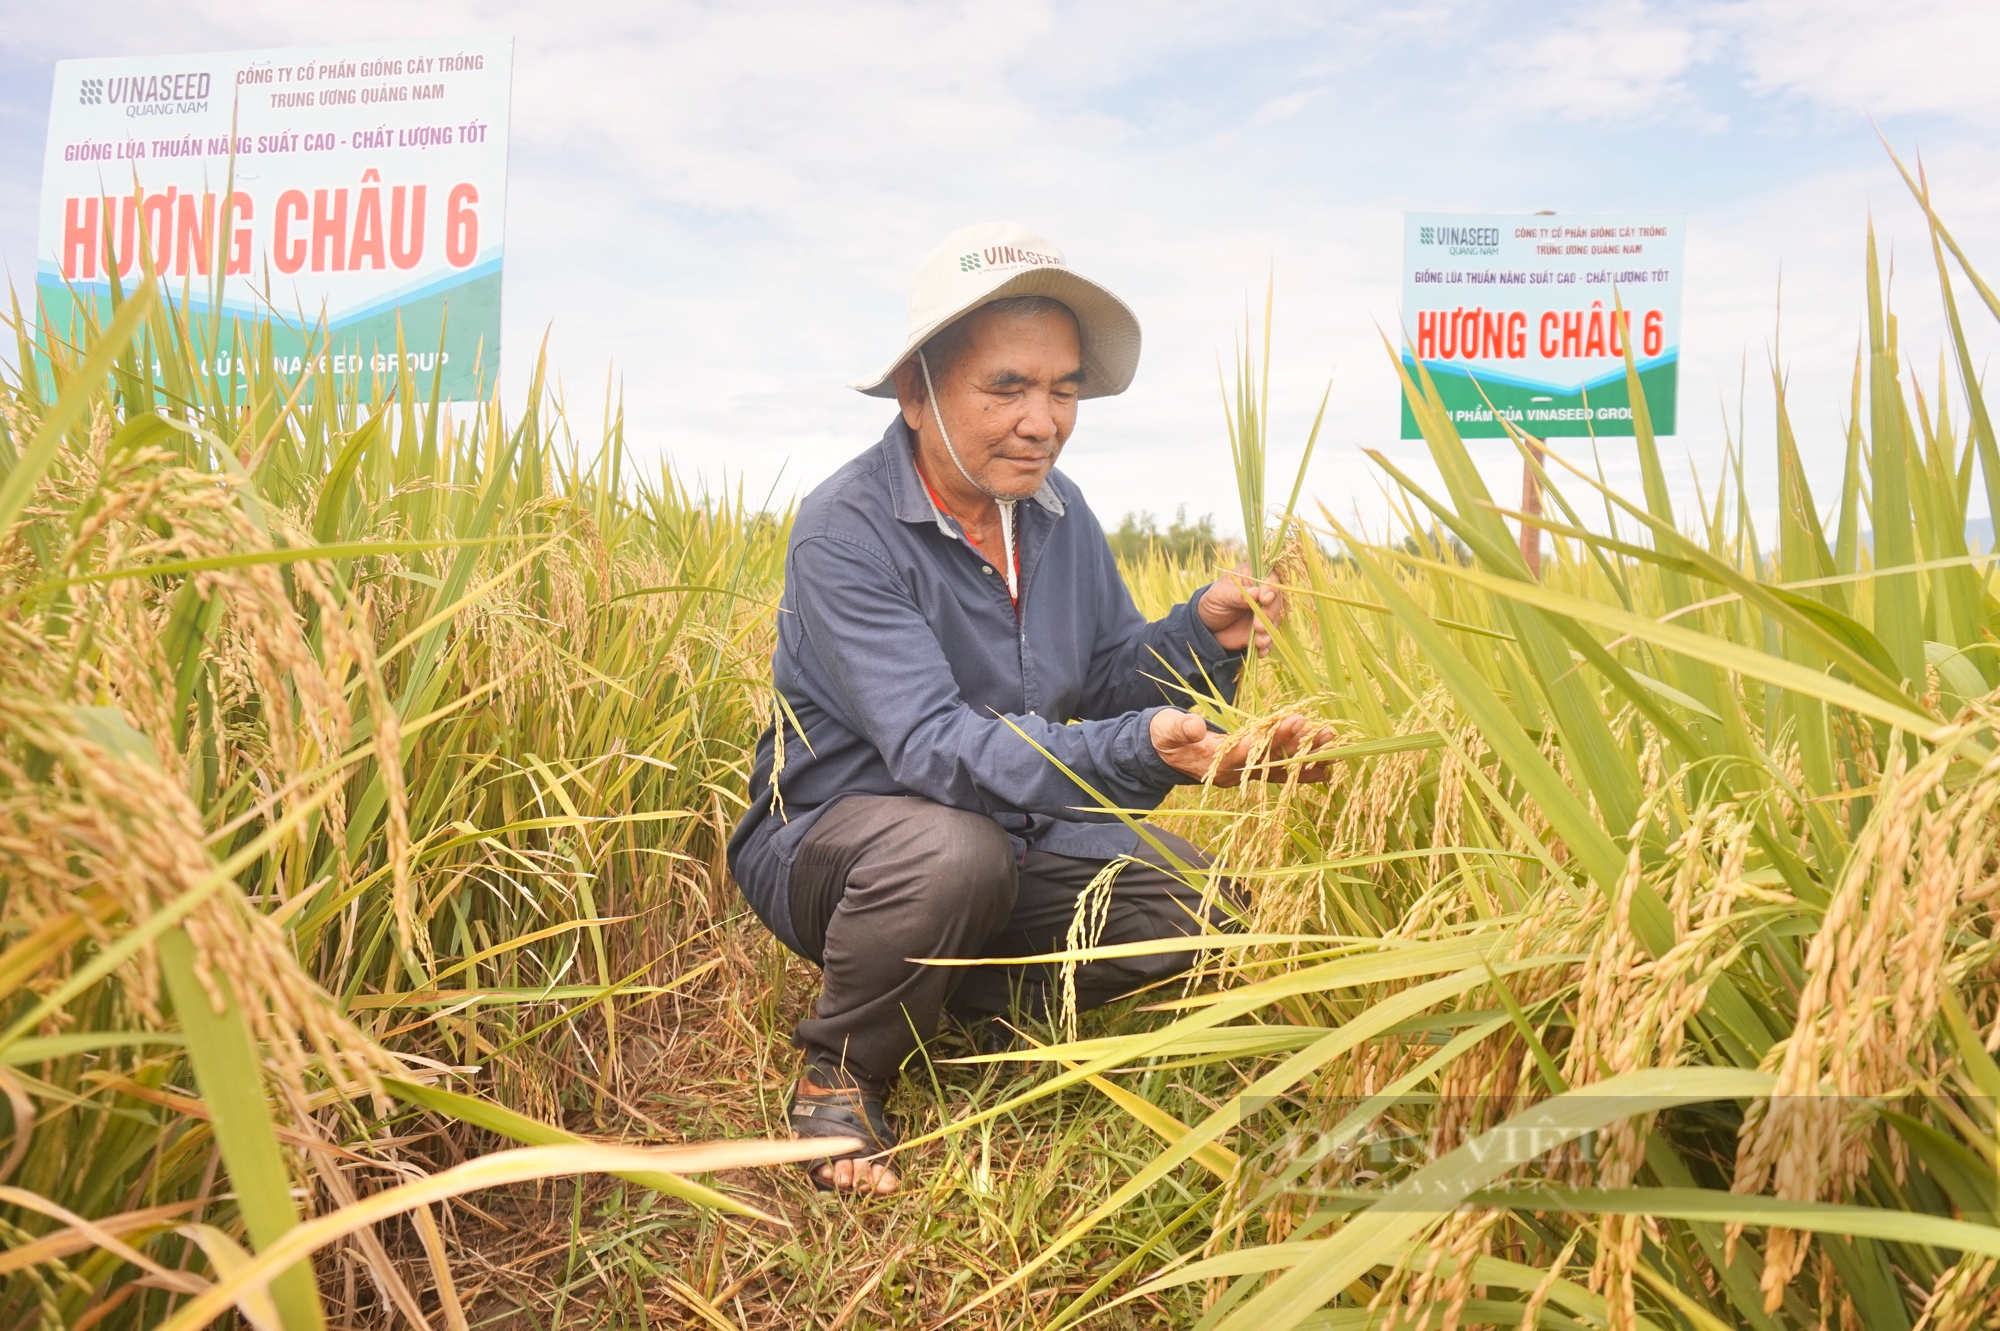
[5,154,2000,1330]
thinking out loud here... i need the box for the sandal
[788,1080,899,1191]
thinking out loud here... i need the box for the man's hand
[1198,563,1285,654]
[1151,710,1342,787]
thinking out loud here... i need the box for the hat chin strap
[918,349,1018,601]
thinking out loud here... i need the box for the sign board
[38,37,512,399]
[1400,213,1684,438]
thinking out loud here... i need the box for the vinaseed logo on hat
[957,245,1060,274]
[982,245,1060,268]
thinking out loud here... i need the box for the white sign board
[40,37,513,398]
[1400,213,1685,437]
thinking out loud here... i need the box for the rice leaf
[159,927,325,1331]
[1215,1069,1775,1331]
[152,1141,853,1331]
[381,1077,783,1222]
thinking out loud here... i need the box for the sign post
[38,37,513,400]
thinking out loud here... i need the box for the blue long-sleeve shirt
[727,417,1244,955]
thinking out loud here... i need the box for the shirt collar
[881,416,1067,530]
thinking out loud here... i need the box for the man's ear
[892,358,925,430]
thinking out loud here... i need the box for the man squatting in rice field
[728,223,1341,1193]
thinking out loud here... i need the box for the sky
[6,0,2000,537]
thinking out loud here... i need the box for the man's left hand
[1198,563,1285,655]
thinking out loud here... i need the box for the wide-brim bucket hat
[850,221,1141,400]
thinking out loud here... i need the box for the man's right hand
[1150,709,1342,787]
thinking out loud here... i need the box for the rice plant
[0,272,838,1327]
[939,153,2000,1331]
[9,148,2000,1331]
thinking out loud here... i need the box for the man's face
[897,305,1083,501]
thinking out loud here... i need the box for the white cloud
[1487,0,1718,126]
[4,0,2000,537]
[1720,0,2000,122]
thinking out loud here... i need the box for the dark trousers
[785,795,1231,1091]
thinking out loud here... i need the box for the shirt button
[982,565,994,575]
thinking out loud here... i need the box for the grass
[5,148,2000,1329]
